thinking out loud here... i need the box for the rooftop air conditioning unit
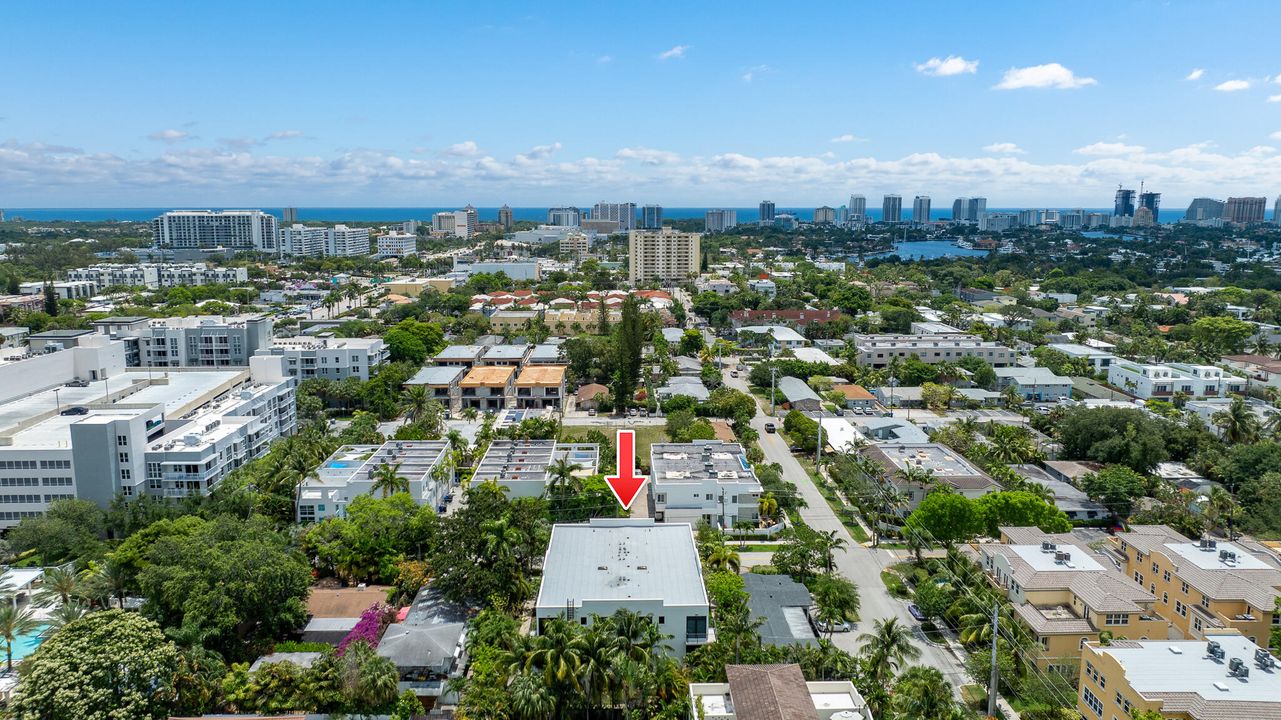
[1228,657,1249,678]
[1255,649,1278,670]
[1041,541,1057,553]
[1054,551,1071,564]
[1208,641,1225,660]
[1199,538,1217,551]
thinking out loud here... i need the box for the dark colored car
[907,603,926,621]
[764,422,777,433]
[60,406,88,416]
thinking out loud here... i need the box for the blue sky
[5,0,1281,207]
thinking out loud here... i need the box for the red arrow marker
[604,429,648,510]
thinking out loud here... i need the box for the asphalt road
[722,367,974,692]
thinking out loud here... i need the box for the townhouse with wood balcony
[458,365,515,411]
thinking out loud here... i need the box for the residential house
[650,441,762,528]
[860,442,1000,511]
[742,575,818,648]
[376,585,470,709]
[993,366,1073,401]
[832,384,877,411]
[689,664,872,720]
[778,376,822,411]
[514,365,567,410]
[472,440,598,498]
[459,365,516,411]
[404,366,466,412]
[296,441,453,522]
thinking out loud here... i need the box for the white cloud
[983,142,1025,154]
[1214,79,1251,92]
[1073,141,1146,156]
[148,129,193,143]
[1243,145,1276,157]
[830,134,866,144]
[14,137,1281,207]
[266,129,305,140]
[443,140,481,157]
[1271,131,1281,140]
[657,45,689,61]
[1270,94,1281,103]
[741,64,772,82]
[1185,68,1205,81]
[994,63,1097,90]
[596,55,612,64]
[914,55,979,77]
[616,147,681,165]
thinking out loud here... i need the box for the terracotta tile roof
[307,586,392,618]
[833,383,875,400]
[576,383,608,401]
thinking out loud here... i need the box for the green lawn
[561,424,669,471]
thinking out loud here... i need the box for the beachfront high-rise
[592,202,637,231]
[849,194,866,221]
[1226,196,1267,224]
[1114,188,1136,218]
[1139,191,1161,221]
[882,194,902,223]
[967,197,987,221]
[951,197,968,221]
[641,204,663,229]
[628,228,701,285]
[758,200,776,224]
[704,209,738,233]
[498,204,513,230]
[547,206,581,226]
[812,206,836,224]
[912,196,931,224]
[152,210,279,253]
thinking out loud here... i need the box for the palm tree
[526,619,586,692]
[0,604,39,671]
[545,457,580,494]
[1205,486,1242,538]
[370,462,409,497]
[892,666,958,719]
[705,544,741,573]
[1253,336,1273,357]
[757,492,779,525]
[507,672,555,720]
[1213,396,1260,445]
[816,529,847,575]
[577,625,617,717]
[34,566,80,607]
[46,601,89,630]
[399,385,431,426]
[1000,384,1023,409]
[461,406,479,422]
[856,617,920,682]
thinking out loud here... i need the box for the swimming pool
[327,461,352,469]
[7,624,48,662]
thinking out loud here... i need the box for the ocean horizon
[0,206,1193,225]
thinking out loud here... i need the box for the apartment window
[1201,595,1210,610]
[1180,581,1189,594]
[655,493,666,504]
[120,469,131,480]
[1162,592,1168,604]
[117,435,129,446]
[1133,572,1143,584]
[1082,688,1103,716]
[1273,613,1280,626]
[118,453,129,464]
[1194,616,1202,632]
[1104,614,1129,626]
[1163,570,1171,582]
[1151,562,1159,573]
[1175,600,1187,617]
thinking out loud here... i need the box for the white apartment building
[432,211,471,239]
[628,228,702,285]
[279,224,328,257]
[297,440,453,522]
[0,342,296,526]
[65,263,248,289]
[327,225,371,256]
[649,441,762,529]
[472,440,599,498]
[261,335,389,381]
[152,210,279,253]
[92,315,274,368]
[1045,342,1116,372]
[377,232,417,257]
[19,280,98,300]
[535,519,710,657]
[849,333,1017,368]
[1107,362,1248,400]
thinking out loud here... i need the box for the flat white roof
[1096,636,1281,704]
[536,519,707,609]
[1010,544,1105,572]
[1165,541,1273,571]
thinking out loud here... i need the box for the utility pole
[987,601,1000,718]
[815,406,823,466]
[770,366,779,417]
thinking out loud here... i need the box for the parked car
[788,444,801,452]
[907,603,926,622]
[833,408,845,416]
[809,612,850,634]
[587,409,597,416]
[60,406,88,416]
[63,380,90,388]
[730,371,739,378]
[764,422,777,433]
